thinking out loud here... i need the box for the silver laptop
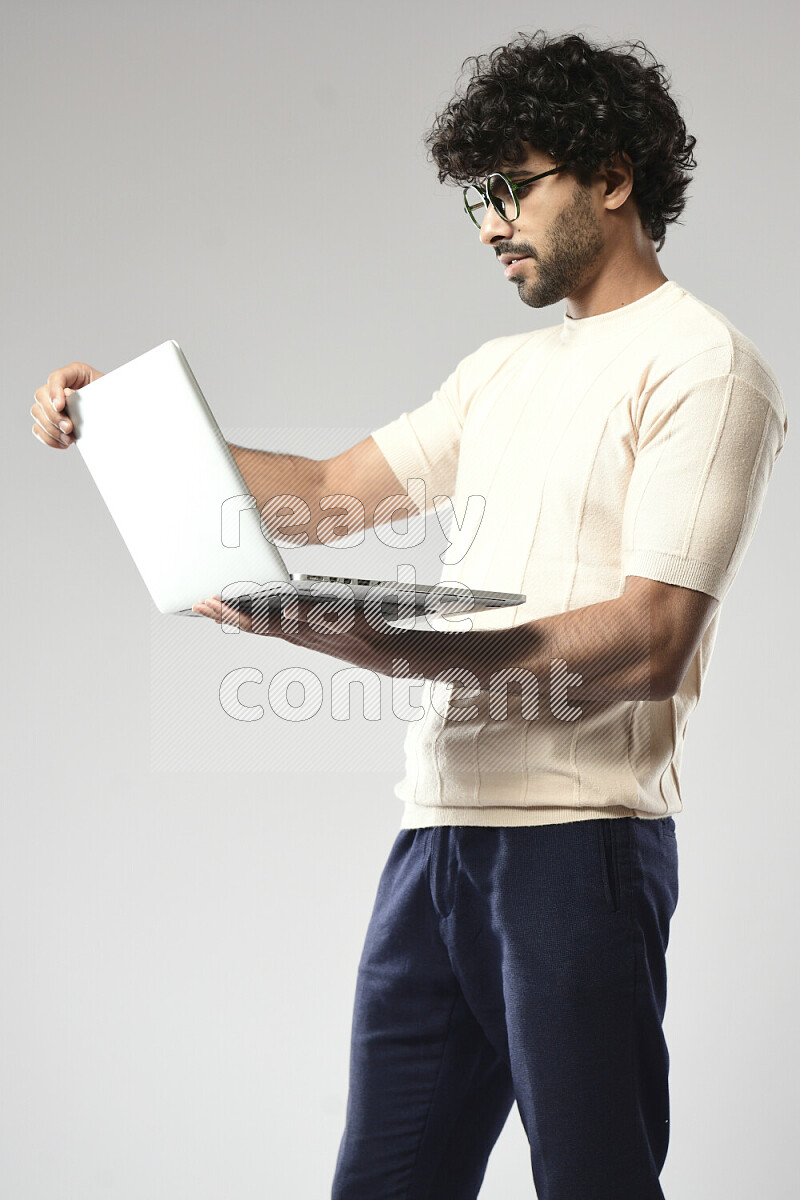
[63,340,526,623]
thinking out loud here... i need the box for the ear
[600,151,635,210]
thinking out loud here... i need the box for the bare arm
[357,574,718,705]
[228,434,410,547]
[196,573,719,709]
[368,574,718,705]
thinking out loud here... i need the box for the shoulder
[449,327,554,403]
[661,288,785,417]
[632,288,787,445]
[460,328,546,371]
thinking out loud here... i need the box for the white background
[4,1,798,1196]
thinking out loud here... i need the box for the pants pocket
[597,819,621,914]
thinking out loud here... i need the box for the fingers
[46,362,97,412]
[192,598,254,633]
[30,386,74,447]
[30,362,103,449]
[191,595,292,638]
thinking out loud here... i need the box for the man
[31,29,787,1200]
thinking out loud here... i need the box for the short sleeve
[621,366,788,602]
[369,334,528,509]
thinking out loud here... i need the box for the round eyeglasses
[463,164,570,228]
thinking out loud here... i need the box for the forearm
[203,578,674,709]
[359,590,670,709]
[227,442,328,547]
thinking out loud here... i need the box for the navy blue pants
[332,816,679,1199]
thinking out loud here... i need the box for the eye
[515,183,533,198]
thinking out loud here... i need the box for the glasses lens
[464,177,520,226]
[487,175,516,220]
[464,185,487,227]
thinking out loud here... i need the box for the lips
[498,253,530,266]
[503,257,532,278]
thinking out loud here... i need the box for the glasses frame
[463,164,570,228]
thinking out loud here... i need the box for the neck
[565,263,669,320]
[565,227,668,319]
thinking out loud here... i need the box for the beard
[512,183,605,310]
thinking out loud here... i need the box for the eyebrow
[502,168,538,179]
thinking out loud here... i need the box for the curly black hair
[424,30,697,253]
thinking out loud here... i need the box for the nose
[478,203,514,245]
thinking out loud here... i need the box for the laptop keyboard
[295,574,509,606]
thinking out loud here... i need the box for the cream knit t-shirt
[369,280,788,828]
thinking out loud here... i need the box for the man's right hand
[30,362,104,449]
